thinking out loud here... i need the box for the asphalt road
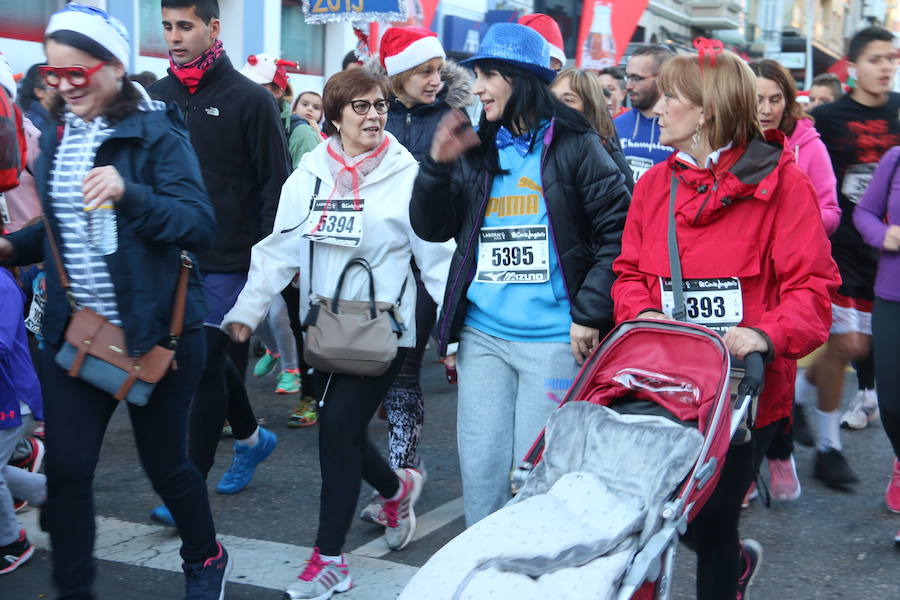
[5,359,899,599]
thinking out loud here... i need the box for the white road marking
[350,496,465,558]
[19,509,417,599]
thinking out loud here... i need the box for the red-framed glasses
[38,62,108,89]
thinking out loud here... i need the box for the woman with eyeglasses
[221,67,452,599]
[0,5,230,599]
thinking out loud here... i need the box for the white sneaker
[383,468,423,551]
[359,492,386,527]
[840,390,879,430]
[284,548,352,600]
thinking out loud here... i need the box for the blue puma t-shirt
[464,126,571,342]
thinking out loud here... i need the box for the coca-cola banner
[576,0,650,69]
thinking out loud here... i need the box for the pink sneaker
[284,547,351,599]
[768,456,802,501]
[886,459,900,514]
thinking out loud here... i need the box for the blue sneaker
[215,427,277,494]
[183,542,232,600]
[150,504,175,527]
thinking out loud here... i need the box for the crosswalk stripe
[351,496,465,559]
[18,509,416,599]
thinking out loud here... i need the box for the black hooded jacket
[410,119,630,355]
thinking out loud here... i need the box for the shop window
[282,0,324,76]
[139,0,168,58]
[0,0,65,42]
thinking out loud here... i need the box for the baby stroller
[399,319,764,600]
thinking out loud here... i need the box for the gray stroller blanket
[399,402,704,600]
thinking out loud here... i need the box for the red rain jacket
[612,130,840,428]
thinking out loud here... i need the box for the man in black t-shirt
[803,26,900,488]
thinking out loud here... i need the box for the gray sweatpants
[0,422,27,546]
[456,326,578,526]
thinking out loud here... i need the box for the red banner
[576,0,650,69]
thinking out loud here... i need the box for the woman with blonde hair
[612,42,839,598]
[551,67,633,191]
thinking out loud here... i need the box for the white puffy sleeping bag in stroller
[399,401,704,600]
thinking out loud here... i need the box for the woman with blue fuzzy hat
[0,4,230,598]
[410,22,631,526]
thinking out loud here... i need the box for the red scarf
[169,39,224,94]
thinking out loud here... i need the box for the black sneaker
[183,542,232,600]
[792,403,815,447]
[735,539,762,599]
[0,529,34,575]
[813,448,859,489]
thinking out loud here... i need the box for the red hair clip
[693,37,724,71]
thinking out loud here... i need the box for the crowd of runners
[1,2,899,600]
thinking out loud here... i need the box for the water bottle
[88,202,118,255]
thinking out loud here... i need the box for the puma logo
[517,177,542,193]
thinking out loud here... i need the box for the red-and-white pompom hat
[379,27,446,76]
[240,53,297,91]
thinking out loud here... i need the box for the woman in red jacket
[612,46,839,599]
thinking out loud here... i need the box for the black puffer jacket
[373,59,473,162]
[410,119,630,355]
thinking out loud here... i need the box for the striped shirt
[49,113,121,325]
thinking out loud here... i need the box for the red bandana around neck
[169,39,224,94]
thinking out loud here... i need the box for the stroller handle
[736,351,765,399]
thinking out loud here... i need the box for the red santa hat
[240,53,297,91]
[379,27,446,77]
[518,14,566,66]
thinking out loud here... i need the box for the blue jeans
[456,326,578,526]
[41,328,216,599]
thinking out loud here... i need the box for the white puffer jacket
[222,131,453,348]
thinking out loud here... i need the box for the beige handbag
[303,256,406,377]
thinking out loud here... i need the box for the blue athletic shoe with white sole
[216,427,277,494]
[150,504,176,527]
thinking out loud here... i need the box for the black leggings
[189,326,258,478]
[314,349,408,556]
[282,284,317,398]
[682,421,779,600]
[873,298,900,459]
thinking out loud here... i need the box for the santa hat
[518,14,566,66]
[0,53,15,101]
[240,54,298,91]
[379,27,445,77]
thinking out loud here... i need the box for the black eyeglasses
[348,99,390,115]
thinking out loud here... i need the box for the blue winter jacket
[1,103,215,357]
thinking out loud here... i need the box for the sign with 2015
[303,0,407,23]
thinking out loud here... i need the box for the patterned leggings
[382,272,436,470]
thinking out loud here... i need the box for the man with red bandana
[147,0,291,524]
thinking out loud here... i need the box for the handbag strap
[168,252,193,345]
[41,215,76,308]
[332,258,378,319]
[308,177,322,297]
[41,212,192,347]
[667,174,687,321]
